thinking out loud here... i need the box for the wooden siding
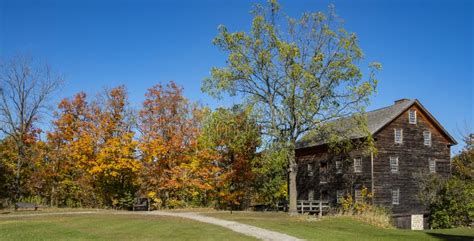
[371,104,451,215]
[296,103,452,216]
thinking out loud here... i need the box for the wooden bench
[15,202,39,211]
[132,198,149,211]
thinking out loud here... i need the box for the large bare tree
[0,55,63,200]
[203,2,380,213]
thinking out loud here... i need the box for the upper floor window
[394,128,403,144]
[308,190,315,201]
[409,110,417,124]
[335,160,342,174]
[390,156,399,173]
[353,158,362,173]
[429,160,436,173]
[307,163,313,176]
[336,190,344,203]
[355,189,362,203]
[392,188,400,205]
[423,131,432,146]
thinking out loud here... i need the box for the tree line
[0,62,286,209]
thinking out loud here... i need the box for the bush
[114,192,134,210]
[429,177,473,228]
[338,186,393,228]
[417,138,473,229]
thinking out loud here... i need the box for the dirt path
[146,211,304,241]
[1,210,304,241]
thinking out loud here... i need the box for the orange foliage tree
[45,92,96,207]
[138,82,213,208]
[89,86,140,208]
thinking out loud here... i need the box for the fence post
[319,199,322,217]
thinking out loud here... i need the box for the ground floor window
[392,188,400,205]
[354,189,362,203]
[308,190,314,201]
[429,159,436,173]
[336,190,344,203]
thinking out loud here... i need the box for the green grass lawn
[204,211,474,241]
[0,213,258,241]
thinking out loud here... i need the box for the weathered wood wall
[372,104,451,215]
[296,103,452,216]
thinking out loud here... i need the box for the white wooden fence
[297,200,329,214]
[276,200,330,215]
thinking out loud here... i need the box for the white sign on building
[411,214,424,230]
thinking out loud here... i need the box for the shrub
[338,186,393,228]
[429,177,473,228]
[417,138,473,229]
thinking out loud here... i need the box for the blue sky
[1,0,472,153]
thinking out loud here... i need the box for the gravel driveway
[147,211,304,241]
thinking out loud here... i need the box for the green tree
[203,1,379,212]
[199,106,260,210]
[416,134,474,228]
[252,143,288,206]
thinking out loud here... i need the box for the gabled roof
[296,99,457,149]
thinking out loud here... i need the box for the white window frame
[336,190,344,203]
[390,156,399,173]
[353,158,362,173]
[354,189,362,203]
[394,128,403,144]
[308,190,314,201]
[423,131,432,146]
[392,188,400,205]
[429,159,436,173]
[409,110,417,124]
[307,163,313,176]
[335,160,342,174]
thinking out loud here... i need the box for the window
[355,189,362,203]
[308,190,314,201]
[320,162,328,183]
[429,160,436,173]
[392,188,400,205]
[307,163,313,176]
[394,128,403,144]
[320,161,328,173]
[390,156,399,173]
[335,161,342,174]
[354,158,362,173]
[423,131,432,146]
[336,190,344,203]
[321,190,329,201]
[409,110,417,124]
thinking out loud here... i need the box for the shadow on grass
[425,232,474,241]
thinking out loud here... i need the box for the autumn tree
[138,82,208,208]
[0,56,63,201]
[44,92,96,207]
[203,1,380,212]
[199,106,260,210]
[89,86,140,208]
[0,137,18,200]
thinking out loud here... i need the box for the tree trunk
[288,147,298,214]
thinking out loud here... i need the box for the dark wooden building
[295,99,457,229]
